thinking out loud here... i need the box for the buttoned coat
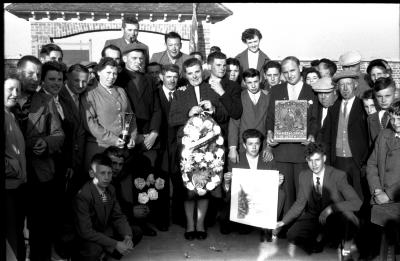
[367,111,393,147]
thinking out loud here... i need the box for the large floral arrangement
[180,110,225,196]
[134,174,165,204]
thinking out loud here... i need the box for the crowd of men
[5,16,400,261]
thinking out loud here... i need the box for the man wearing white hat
[338,50,370,98]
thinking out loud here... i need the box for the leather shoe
[184,231,196,240]
[142,224,157,236]
[196,231,207,240]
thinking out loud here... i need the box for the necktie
[315,177,322,195]
[54,98,64,120]
[381,110,389,129]
[169,91,174,102]
[343,100,348,119]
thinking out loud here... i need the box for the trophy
[119,112,134,148]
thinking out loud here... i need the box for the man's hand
[223,172,232,192]
[33,138,47,155]
[133,205,149,219]
[319,205,333,225]
[143,132,158,150]
[124,235,134,249]
[228,147,239,163]
[374,190,390,205]
[279,173,284,186]
[276,221,285,229]
[127,137,135,149]
[188,105,203,117]
[262,146,274,163]
[301,135,315,146]
[209,79,225,96]
[115,241,132,255]
[199,100,215,114]
[266,131,279,147]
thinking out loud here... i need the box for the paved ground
[121,223,341,261]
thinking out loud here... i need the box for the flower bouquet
[180,109,225,196]
[134,173,165,204]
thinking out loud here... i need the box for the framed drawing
[230,168,279,229]
[274,100,308,142]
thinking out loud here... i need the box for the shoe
[237,224,253,234]
[142,224,157,236]
[156,223,169,232]
[196,231,208,240]
[184,231,196,240]
[219,221,232,235]
[260,229,272,242]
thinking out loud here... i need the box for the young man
[317,58,337,78]
[260,60,282,92]
[223,129,284,241]
[145,62,162,90]
[226,58,241,84]
[368,77,396,145]
[73,153,134,260]
[276,142,361,256]
[39,43,63,63]
[361,89,377,116]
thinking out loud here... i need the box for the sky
[4,3,400,61]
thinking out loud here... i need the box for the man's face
[264,67,281,87]
[342,63,360,73]
[41,50,63,63]
[282,60,301,85]
[318,63,331,78]
[42,70,64,96]
[362,99,377,115]
[185,64,203,86]
[90,164,113,189]
[370,67,389,83]
[67,70,89,95]
[166,38,182,59]
[162,71,179,91]
[18,61,41,94]
[226,64,240,82]
[109,155,124,178]
[375,87,395,110]
[4,78,21,108]
[210,58,226,79]
[146,65,162,84]
[243,137,261,157]
[317,91,337,108]
[306,152,326,175]
[245,36,260,53]
[244,76,261,94]
[104,48,122,72]
[390,113,400,133]
[306,72,320,85]
[123,23,139,43]
[338,78,357,100]
[123,50,144,72]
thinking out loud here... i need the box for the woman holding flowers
[169,58,229,240]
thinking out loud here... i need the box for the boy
[73,153,133,260]
[222,129,285,242]
[361,89,377,116]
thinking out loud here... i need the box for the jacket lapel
[89,183,107,226]
[27,92,47,134]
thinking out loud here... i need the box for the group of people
[5,15,400,261]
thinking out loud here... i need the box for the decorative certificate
[274,100,308,142]
[230,168,279,229]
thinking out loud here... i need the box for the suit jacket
[26,90,65,182]
[228,90,269,150]
[321,97,369,168]
[150,51,191,71]
[367,111,393,147]
[265,82,319,163]
[104,38,149,65]
[74,181,132,249]
[117,69,161,138]
[282,165,362,225]
[235,49,270,81]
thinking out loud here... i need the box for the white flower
[211,175,220,184]
[206,182,216,191]
[216,136,224,145]
[215,148,224,158]
[199,162,207,168]
[182,173,189,182]
[213,125,221,134]
[134,178,146,190]
[178,86,187,91]
[186,182,195,190]
[214,166,223,173]
[138,192,149,204]
[155,177,165,190]
[203,120,213,130]
[146,174,155,186]
[308,100,313,105]
[181,149,192,159]
[182,136,191,145]
[197,187,207,196]
[194,153,204,163]
[204,152,214,162]
[192,117,203,128]
[147,188,159,200]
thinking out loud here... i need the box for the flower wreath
[180,108,225,196]
[134,174,165,204]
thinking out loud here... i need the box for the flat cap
[121,42,147,55]
[366,59,391,75]
[311,77,335,93]
[338,51,362,66]
[332,70,359,83]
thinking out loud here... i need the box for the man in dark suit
[119,43,162,167]
[263,56,319,215]
[235,28,270,82]
[104,16,149,67]
[321,70,369,202]
[276,142,361,256]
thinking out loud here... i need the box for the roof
[5,3,233,23]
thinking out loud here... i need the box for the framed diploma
[274,100,308,142]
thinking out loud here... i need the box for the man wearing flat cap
[311,77,339,140]
[339,50,370,98]
[321,70,369,203]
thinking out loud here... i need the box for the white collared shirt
[313,167,325,193]
[194,85,201,104]
[378,110,386,124]
[246,154,259,170]
[341,96,356,118]
[287,80,303,100]
[162,85,175,102]
[321,107,328,127]
[247,49,259,70]
[247,90,261,105]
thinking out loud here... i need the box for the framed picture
[230,168,279,229]
[274,100,308,142]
